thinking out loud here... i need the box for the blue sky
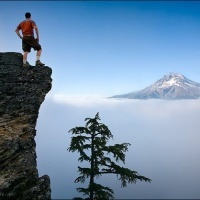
[1,1,200,97]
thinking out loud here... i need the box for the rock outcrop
[0,52,52,199]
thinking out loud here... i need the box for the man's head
[25,12,31,19]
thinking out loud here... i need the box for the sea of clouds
[35,95,200,199]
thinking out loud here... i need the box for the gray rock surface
[0,52,52,199]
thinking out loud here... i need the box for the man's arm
[33,25,39,42]
[15,28,22,39]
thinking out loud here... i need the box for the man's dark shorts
[22,36,42,52]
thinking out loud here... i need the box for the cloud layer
[36,95,200,199]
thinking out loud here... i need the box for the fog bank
[36,96,200,199]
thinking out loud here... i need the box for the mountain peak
[112,73,200,100]
[168,72,183,77]
[163,72,185,81]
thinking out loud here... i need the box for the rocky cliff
[0,52,52,199]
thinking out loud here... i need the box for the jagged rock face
[0,52,52,199]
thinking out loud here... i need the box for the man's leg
[36,49,42,60]
[23,51,31,66]
[35,49,45,66]
[23,51,29,64]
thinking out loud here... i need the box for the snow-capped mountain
[111,73,200,100]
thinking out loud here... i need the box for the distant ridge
[111,73,200,100]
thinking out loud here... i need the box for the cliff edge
[0,52,52,199]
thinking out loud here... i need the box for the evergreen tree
[68,113,151,200]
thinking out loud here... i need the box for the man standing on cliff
[15,12,45,67]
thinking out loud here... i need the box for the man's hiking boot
[23,61,32,67]
[35,60,45,66]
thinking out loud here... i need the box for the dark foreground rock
[0,52,52,199]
